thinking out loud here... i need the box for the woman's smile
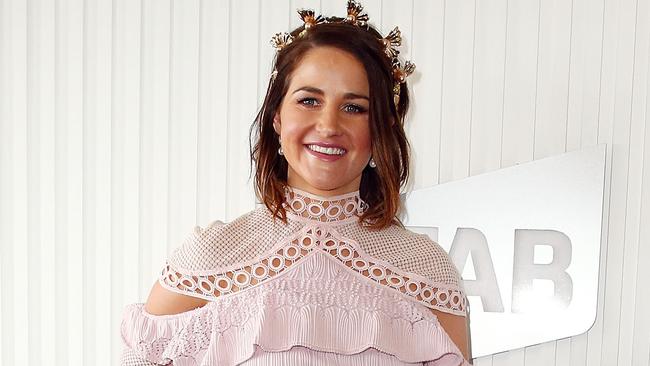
[304,142,347,161]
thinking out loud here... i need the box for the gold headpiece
[344,0,369,27]
[297,9,325,36]
[269,0,415,110]
[270,32,294,51]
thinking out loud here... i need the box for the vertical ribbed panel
[138,0,160,310]
[566,0,605,364]
[0,0,6,344]
[410,0,444,189]
[439,0,475,184]
[140,0,170,281]
[110,1,141,364]
[593,0,640,365]
[197,0,229,225]
[168,0,199,256]
[54,1,84,365]
[467,0,507,179]
[83,0,112,364]
[0,0,649,365]
[524,0,573,364]
[1,2,28,366]
[226,0,258,219]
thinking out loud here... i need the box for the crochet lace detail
[161,225,466,315]
[283,187,368,222]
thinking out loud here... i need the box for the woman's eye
[343,104,367,114]
[298,98,318,107]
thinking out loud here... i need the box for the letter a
[450,228,504,313]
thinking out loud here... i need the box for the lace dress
[120,187,470,366]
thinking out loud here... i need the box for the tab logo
[403,144,606,357]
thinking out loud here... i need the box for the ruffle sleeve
[120,220,224,366]
[120,302,214,366]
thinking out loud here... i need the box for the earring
[368,157,376,168]
[278,136,284,156]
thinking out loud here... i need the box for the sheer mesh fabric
[335,222,464,292]
[170,208,303,271]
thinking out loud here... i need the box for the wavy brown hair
[250,20,411,230]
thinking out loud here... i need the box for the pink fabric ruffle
[121,251,467,366]
[121,301,465,366]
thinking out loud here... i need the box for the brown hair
[250,20,411,230]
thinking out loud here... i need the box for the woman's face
[274,46,372,197]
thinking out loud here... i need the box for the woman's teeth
[307,144,346,155]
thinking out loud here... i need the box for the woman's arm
[119,282,209,366]
[144,281,209,316]
[432,309,472,363]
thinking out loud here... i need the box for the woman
[121,1,471,365]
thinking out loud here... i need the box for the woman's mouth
[304,144,347,161]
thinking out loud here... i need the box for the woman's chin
[295,178,359,195]
[287,165,362,195]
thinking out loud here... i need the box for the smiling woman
[252,15,412,230]
[119,1,471,365]
[273,46,372,197]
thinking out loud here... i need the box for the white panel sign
[402,144,606,357]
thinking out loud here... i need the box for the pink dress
[120,188,470,366]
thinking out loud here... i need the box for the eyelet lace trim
[161,226,467,315]
[282,187,369,222]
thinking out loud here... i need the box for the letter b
[512,229,573,313]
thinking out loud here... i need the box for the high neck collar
[283,186,368,223]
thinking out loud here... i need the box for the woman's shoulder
[339,221,463,288]
[339,220,446,257]
[167,206,300,273]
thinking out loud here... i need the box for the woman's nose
[315,105,341,136]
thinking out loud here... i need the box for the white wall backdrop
[0,0,648,365]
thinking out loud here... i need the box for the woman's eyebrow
[343,92,369,101]
[292,86,369,101]
[292,86,324,95]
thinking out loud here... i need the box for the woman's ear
[273,113,281,135]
